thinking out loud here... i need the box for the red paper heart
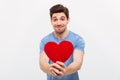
[44,41,73,63]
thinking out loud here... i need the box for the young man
[39,4,85,80]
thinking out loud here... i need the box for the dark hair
[50,4,69,19]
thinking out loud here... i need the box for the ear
[50,18,53,24]
[67,18,70,23]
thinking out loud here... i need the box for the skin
[51,13,70,39]
[39,12,84,77]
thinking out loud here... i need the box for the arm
[65,49,84,75]
[39,51,51,75]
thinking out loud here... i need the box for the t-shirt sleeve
[40,40,45,53]
[75,37,85,52]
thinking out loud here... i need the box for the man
[39,4,85,80]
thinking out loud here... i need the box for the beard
[55,28,66,34]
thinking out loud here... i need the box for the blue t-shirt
[40,31,85,80]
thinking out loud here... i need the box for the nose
[57,20,62,25]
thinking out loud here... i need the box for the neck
[54,29,69,39]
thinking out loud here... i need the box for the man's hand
[49,61,66,77]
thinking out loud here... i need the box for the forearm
[65,61,82,76]
[39,61,51,75]
[39,52,51,75]
[64,50,84,76]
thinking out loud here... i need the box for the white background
[0,0,120,80]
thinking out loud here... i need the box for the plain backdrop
[0,0,120,80]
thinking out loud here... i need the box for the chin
[55,30,65,34]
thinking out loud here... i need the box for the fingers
[49,62,66,77]
[51,63,64,71]
[50,67,57,76]
[50,67,63,77]
[56,61,66,69]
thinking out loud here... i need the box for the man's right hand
[49,61,66,77]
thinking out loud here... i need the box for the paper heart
[44,41,73,63]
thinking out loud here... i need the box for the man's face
[51,12,69,34]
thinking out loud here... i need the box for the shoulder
[69,31,84,41]
[41,32,53,43]
[68,31,85,48]
[69,31,85,51]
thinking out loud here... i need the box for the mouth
[56,25,63,28]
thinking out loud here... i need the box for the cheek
[51,22,55,26]
[51,23,57,28]
[63,22,68,25]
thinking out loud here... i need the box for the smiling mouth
[56,25,63,28]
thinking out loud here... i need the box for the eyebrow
[52,17,57,19]
[52,16,65,19]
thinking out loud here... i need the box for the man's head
[50,4,70,34]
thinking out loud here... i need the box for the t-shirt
[40,31,85,80]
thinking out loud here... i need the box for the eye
[52,18,57,22]
[61,18,65,21]
[61,17,65,21]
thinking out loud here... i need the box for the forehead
[52,13,66,18]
